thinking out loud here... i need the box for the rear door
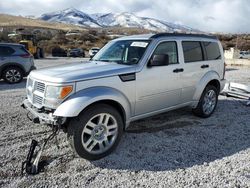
[180,40,223,103]
[180,41,207,103]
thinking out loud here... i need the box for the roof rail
[150,33,217,40]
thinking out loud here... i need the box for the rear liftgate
[21,125,60,175]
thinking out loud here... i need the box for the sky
[0,0,249,33]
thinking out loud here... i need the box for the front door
[0,46,12,68]
[135,41,183,115]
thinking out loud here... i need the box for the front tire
[67,104,123,160]
[192,85,218,118]
[3,67,23,84]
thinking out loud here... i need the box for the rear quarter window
[18,46,30,55]
[182,41,203,63]
[203,42,221,60]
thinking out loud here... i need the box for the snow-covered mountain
[39,8,197,32]
[40,8,100,27]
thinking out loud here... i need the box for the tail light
[20,54,32,58]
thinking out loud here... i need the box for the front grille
[33,94,43,105]
[35,82,45,93]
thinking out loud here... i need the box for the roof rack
[150,33,217,40]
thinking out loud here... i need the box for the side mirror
[148,54,169,67]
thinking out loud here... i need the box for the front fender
[192,71,220,103]
[53,86,131,121]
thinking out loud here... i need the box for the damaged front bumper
[21,99,62,175]
[21,99,58,125]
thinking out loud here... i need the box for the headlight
[44,85,73,108]
[45,85,73,99]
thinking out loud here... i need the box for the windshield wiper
[98,60,125,64]
[93,59,112,62]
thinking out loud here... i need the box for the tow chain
[21,125,60,175]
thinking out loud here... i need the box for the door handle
[201,64,209,69]
[173,68,184,73]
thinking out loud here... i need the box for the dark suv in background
[67,48,85,57]
[0,43,36,84]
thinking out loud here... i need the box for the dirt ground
[0,58,249,187]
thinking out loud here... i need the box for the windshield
[92,40,150,65]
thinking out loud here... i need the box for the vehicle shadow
[91,99,250,171]
[0,78,27,91]
[226,67,238,72]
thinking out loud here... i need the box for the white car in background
[89,47,100,58]
[239,51,250,59]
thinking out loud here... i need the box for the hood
[29,61,136,83]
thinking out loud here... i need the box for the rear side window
[153,41,178,64]
[18,46,30,55]
[0,46,15,56]
[203,42,221,60]
[182,41,203,63]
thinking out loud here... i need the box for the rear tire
[39,48,44,58]
[2,66,23,84]
[192,85,218,118]
[67,104,123,160]
[34,48,40,59]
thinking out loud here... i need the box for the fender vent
[119,73,136,82]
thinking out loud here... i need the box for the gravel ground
[0,58,250,188]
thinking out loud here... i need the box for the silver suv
[22,33,226,160]
[0,43,35,83]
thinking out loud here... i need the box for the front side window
[152,41,178,64]
[203,42,221,60]
[0,46,15,56]
[92,40,150,65]
[182,41,203,63]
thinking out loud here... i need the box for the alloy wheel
[202,90,217,115]
[81,113,118,154]
[5,69,22,83]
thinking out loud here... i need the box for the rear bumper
[68,53,82,57]
[21,99,58,125]
[30,66,36,71]
[25,66,36,76]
